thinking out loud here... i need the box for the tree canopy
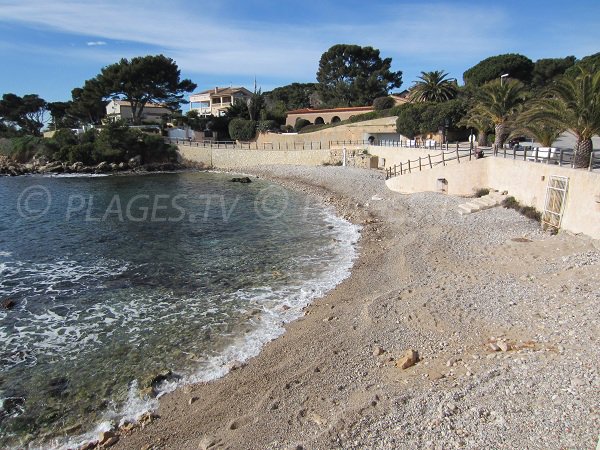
[395,99,467,139]
[531,56,576,88]
[564,52,600,78]
[316,44,402,107]
[0,93,47,136]
[471,79,528,148]
[463,53,534,86]
[69,78,108,125]
[409,70,458,103]
[95,55,196,124]
[265,83,318,110]
[524,67,600,167]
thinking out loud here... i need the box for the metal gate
[542,176,569,230]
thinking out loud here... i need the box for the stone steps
[457,192,506,215]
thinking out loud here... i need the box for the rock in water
[230,177,252,183]
[396,349,419,369]
[2,299,16,309]
[98,430,115,446]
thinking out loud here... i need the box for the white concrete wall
[386,157,600,239]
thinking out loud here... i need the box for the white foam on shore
[49,205,361,450]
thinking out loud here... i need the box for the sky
[0,0,599,103]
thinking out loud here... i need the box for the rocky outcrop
[230,176,252,183]
[0,156,188,177]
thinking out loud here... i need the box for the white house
[105,100,171,124]
[189,87,253,117]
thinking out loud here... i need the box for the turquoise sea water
[0,172,359,449]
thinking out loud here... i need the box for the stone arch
[315,117,325,125]
[331,116,341,124]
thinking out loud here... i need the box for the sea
[0,171,360,449]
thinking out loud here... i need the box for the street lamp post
[500,73,509,86]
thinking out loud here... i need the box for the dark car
[508,137,527,148]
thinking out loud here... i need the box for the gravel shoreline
[109,165,599,450]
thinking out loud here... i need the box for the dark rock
[1,299,16,309]
[47,377,70,398]
[230,177,252,184]
[129,155,142,168]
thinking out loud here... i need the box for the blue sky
[0,0,599,103]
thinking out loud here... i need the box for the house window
[222,96,232,104]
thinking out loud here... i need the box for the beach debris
[230,176,252,183]
[198,435,218,450]
[139,412,159,428]
[396,349,419,370]
[497,341,510,352]
[309,411,328,427]
[188,396,199,405]
[446,357,461,367]
[1,298,16,309]
[373,345,385,356]
[228,360,245,371]
[489,343,501,352]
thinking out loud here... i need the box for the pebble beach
[108,165,599,450]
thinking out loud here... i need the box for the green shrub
[299,123,329,134]
[257,120,278,133]
[228,118,256,141]
[294,118,311,132]
[502,196,541,222]
[7,136,45,163]
[474,188,490,198]
[502,196,519,209]
[140,134,176,163]
[519,206,542,222]
[373,96,395,110]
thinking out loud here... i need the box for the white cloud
[86,41,107,46]
[0,0,598,87]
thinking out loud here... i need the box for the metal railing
[490,145,599,171]
[168,137,600,173]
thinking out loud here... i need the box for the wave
[47,206,360,450]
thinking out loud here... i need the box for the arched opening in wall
[315,117,325,125]
[331,116,341,124]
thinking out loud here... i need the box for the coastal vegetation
[316,44,403,107]
[0,47,598,170]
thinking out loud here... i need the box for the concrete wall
[177,145,333,168]
[257,117,399,147]
[386,157,600,239]
[369,146,448,168]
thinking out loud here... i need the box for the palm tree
[509,117,564,148]
[459,110,493,146]
[525,67,600,168]
[409,70,458,103]
[471,79,528,149]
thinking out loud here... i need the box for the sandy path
[109,166,599,450]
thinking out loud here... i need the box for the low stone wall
[386,157,600,239]
[177,145,335,169]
